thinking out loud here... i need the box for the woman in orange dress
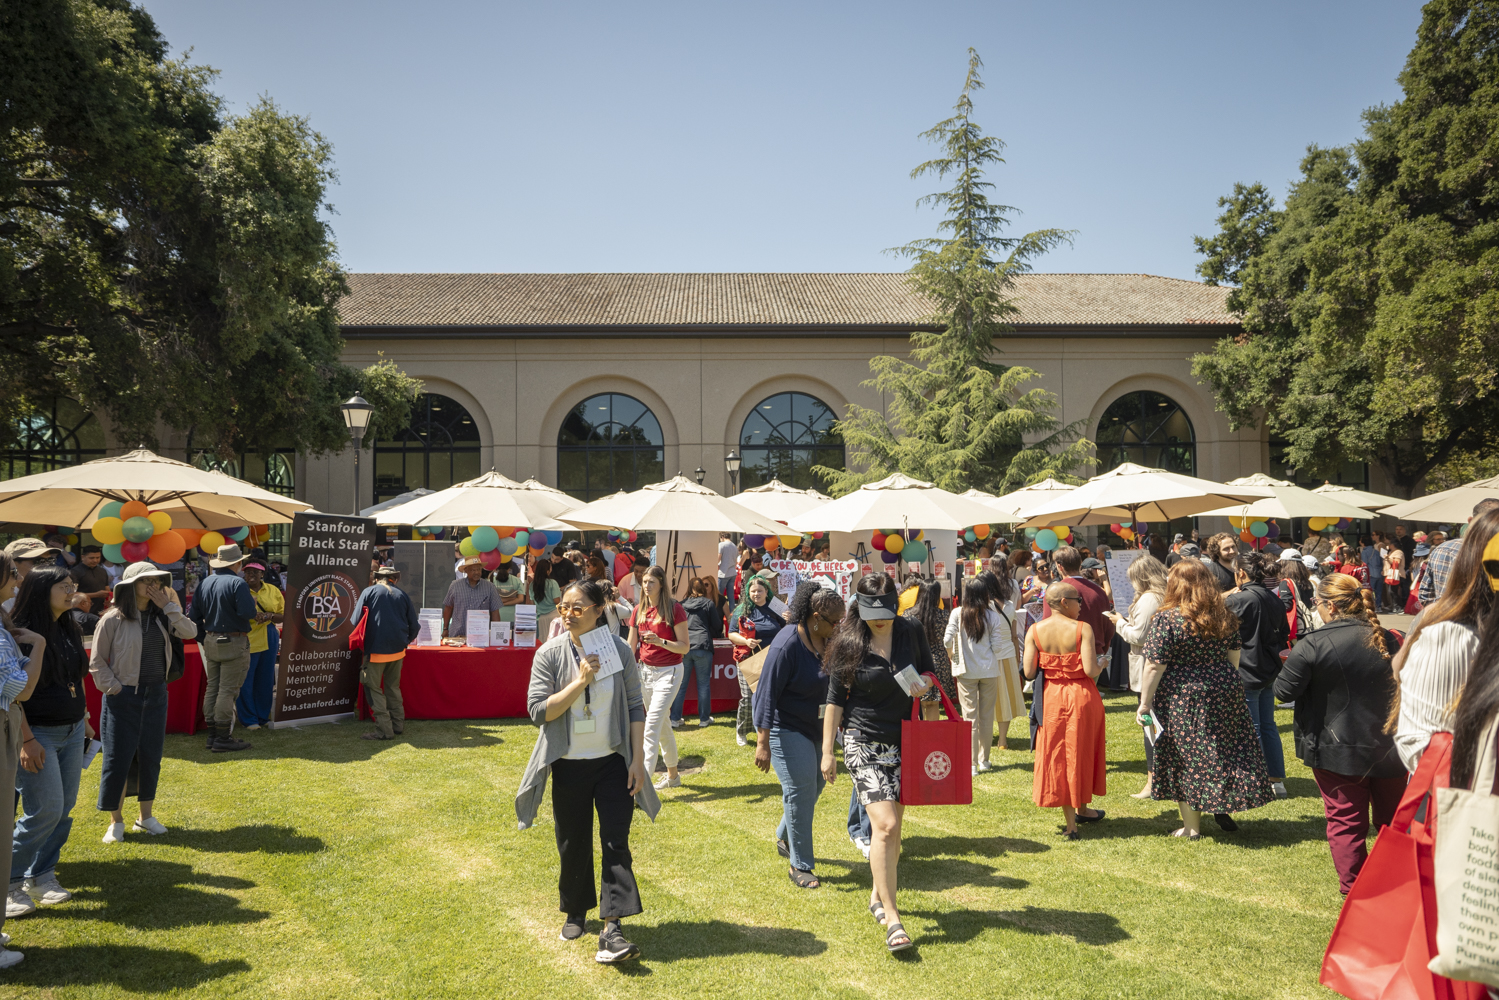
[1022,580,1107,839]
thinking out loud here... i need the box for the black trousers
[551,753,641,919]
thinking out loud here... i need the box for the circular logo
[294,573,356,642]
[924,750,952,781]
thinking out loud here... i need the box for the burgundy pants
[1313,767,1407,894]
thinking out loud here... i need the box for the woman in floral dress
[1137,559,1273,840]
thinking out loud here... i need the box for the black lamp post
[341,394,375,515]
[724,450,741,495]
[694,466,706,486]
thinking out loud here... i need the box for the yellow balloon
[885,534,905,554]
[1308,517,1326,531]
[200,530,226,553]
[779,534,801,550]
[147,511,173,535]
[92,517,125,544]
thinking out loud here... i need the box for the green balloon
[99,500,124,520]
[122,516,155,543]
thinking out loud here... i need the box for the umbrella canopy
[0,448,311,529]
[360,488,435,518]
[1378,474,1499,523]
[983,478,1078,522]
[1310,482,1405,511]
[731,479,832,524]
[1195,474,1374,523]
[1018,462,1273,528]
[558,476,789,535]
[787,472,1006,533]
[371,471,581,530]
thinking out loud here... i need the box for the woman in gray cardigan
[515,579,660,964]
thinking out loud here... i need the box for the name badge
[818,704,827,719]
[574,717,597,735]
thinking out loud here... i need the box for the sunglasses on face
[558,603,599,616]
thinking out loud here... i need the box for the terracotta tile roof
[338,272,1237,333]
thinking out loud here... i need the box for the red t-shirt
[629,602,688,666]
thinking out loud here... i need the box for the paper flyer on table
[1106,549,1142,617]
[579,625,624,679]
[489,621,511,647]
[465,610,490,647]
[513,630,536,648]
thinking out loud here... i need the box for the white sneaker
[0,947,22,969]
[5,886,34,919]
[1,933,9,945]
[977,760,993,773]
[669,719,684,730]
[102,822,126,844]
[653,774,681,790]
[133,817,168,836]
[850,835,871,859]
[1272,782,1289,799]
[24,874,70,907]
[971,766,979,777]
[735,732,748,747]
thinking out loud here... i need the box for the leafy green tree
[0,0,418,466]
[818,50,1092,497]
[1192,1,1499,497]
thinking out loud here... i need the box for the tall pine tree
[817,50,1093,497]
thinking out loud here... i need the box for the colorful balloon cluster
[1232,516,1282,549]
[870,528,928,564]
[458,526,564,570]
[415,526,445,539]
[743,532,806,553]
[1307,516,1354,532]
[605,528,639,546]
[962,524,993,544]
[1024,524,1074,551]
[91,502,267,564]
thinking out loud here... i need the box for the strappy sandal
[788,868,820,889]
[885,922,913,952]
[1170,827,1201,842]
[868,899,886,924]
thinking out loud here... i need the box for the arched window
[191,451,295,497]
[739,392,844,491]
[373,393,481,503]
[558,393,664,501]
[1,398,106,482]
[1096,391,1195,475]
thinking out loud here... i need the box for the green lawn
[0,693,1344,999]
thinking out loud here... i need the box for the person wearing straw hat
[0,540,60,616]
[188,544,256,753]
[351,566,420,741]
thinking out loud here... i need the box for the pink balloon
[479,549,503,570]
[121,540,150,562]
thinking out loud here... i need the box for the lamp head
[724,450,741,474]
[341,395,375,436]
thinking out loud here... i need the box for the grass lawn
[0,692,1344,999]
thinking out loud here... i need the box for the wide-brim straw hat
[210,543,246,569]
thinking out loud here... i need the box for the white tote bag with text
[1429,714,1499,987]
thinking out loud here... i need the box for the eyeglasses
[54,583,78,595]
[558,603,598,616]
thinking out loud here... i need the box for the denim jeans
[1245,685,1286,780]
[847,786,870,842]
[670,647,714,724]
[98,682,169,811]
[13,719,86,882]
[236,625,278,727]
[769,727,825,872]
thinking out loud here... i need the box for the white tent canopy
[1310,482,1405,511]
[787,473,1004,533]
[982,478,1078,522]
[371,471,582,531]
[1018,462,1272,528]
[1379,475,1499,523]
[1195,474,1374,523]
[730,479,832,524]
[558,476,789,535]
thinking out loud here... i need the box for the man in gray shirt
[717,533,737,602]
[443,558,501,638]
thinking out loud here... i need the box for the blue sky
[145,0,1421,278]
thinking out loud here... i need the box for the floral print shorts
[844,738,901,806]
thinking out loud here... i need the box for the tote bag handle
[910,672,961,722]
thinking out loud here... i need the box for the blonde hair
[1317,573,1388,657]
[1126,555,1168,614]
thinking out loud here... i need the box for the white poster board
[1107,549,1143,617]
[465,610,490,647]
[770,559,861,600]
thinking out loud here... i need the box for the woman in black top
[671,577,723,728]
[8,566,93,914]
[821,575,934,953]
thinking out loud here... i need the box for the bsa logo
[924,750,952,781]
[295,574,355,641]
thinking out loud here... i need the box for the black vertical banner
[271,512,377,727]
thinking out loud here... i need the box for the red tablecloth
[84,644,207,736]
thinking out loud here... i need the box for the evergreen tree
[817,50,1093,497]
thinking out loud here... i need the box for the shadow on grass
[164,723,505,764]
[673,783,782,804]
[161,824,324,855]
[629,919,826,961]
[899,858,1029,893]
[901,834,1051,859]
[46,860,269,929]
[3,945,249,990]
[907,905,1131,946]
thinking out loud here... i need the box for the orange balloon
[762,536,780,552]
[147,530,187,564]
[973,524,991,540]
[1239,529,1255,543]
[119,500,150,520]
[174,528,203,547]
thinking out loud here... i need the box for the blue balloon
[497,537,518,556]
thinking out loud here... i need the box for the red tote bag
[1320,734,1488,1000]
[899,673,972,807]
[348,608,369,653]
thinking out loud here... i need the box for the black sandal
[885,922,912,952]
[869,899,886,924]
[788,868,820,889]
[776,838,790,859]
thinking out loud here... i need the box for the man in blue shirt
[1359,535,1384,612]
[189,543,257,753]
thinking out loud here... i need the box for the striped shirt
[0,627,31,711]
[1395,620,1479,771]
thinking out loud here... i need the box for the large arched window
[374,393,481,503]
[739,392,844,491]
[1096,391,1195,475]
[558,393,664,501]
[1,398,106,482]
[191,451,296,497]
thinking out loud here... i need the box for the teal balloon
[903,540,929,562]
[1249,521,1269,538]
[1024,527,1038,538]
[1036,528,1059,551]
[497,537,518,556]
[227,526,249,541]
[102,542,124,564]
[513,530,530,549]
[99,501,124,520]
[964,530,977,542]
[1119,521,1132,528]
[471,526,500,552]
[121,516,155,543]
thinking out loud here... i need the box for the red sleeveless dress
[1032,621,1107,808]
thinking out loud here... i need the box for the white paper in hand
[82,738,102,769]
[893,665,923,697]
[580,626,623,679]
[768,596,789,617]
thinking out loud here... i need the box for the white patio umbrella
[730,479,832,524]
[372,471,581,531]
[1378,474,1499,523]
[983,477,1079,522]
[1018,462,1273,528]
[1195,474,1375,523]
[558,476,788,535]
[360,488,435,518]
[786,473,1006,533]
[1311,482,1405,511]
[0,448,311,529]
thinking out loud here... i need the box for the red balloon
[871,532,887,551]
[479,549,503,570]
[121,540,150,562]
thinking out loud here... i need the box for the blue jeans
[768,727,825,872]
[1245,685,1286,780]
[98,682,169,811]
[670,647,714,724]
[847,787,870,842]
[237,625,279,727]
[13,719,86,882]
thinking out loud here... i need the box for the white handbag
[1428,714,1499,986]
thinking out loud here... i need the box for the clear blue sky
[145,0,1421,278]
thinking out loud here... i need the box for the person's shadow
[903,905,1131,946]
[624,919,826,962]
[160,824,325,855]
[39,860,269,930]
[0,945,248,991]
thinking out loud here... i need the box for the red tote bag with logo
[899,673,972,807]
[1320,734,1488,1000]
[347,608,369,653]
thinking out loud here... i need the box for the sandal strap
[886,922,909,943]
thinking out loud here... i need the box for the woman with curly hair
[1136,558,1274,841]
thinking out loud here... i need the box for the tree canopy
[818,49,1092,498]
[1192,0,1499,497]
[0,0,419,463]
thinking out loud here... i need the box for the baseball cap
[1081,558,1104,571]
[1278,549,1301,561]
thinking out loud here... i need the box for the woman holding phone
[627,566,689,789]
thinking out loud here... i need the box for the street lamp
[694,466,706,486]
[724,450,741,495]
[341,394,375,515]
